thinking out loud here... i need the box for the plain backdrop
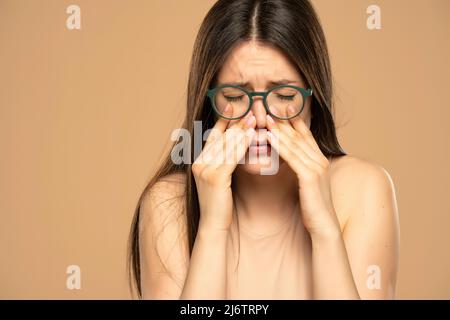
[0,0,449,299]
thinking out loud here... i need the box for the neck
[232,163,299,229]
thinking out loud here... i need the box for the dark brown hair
[128,0,346,298]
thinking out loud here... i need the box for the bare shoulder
[330,154,394,183]
[147,172,187,196]
[138,172,189,299]
[139,172,187,236]
[141,172,187,206]
[330,155,397,229]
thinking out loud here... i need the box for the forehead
[216,41,302,84]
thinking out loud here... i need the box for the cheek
[303,105,313,127]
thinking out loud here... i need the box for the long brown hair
[127,0,347,298]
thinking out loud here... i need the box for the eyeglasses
[206,84,313,120]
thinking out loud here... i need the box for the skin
[139,41,400,299]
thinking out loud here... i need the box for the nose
[249,96,268,129]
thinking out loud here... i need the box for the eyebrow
[218,79,300,88]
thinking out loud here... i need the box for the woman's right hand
[192,104,256,232]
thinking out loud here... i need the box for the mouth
[250,129,270,145]
[250,140,270,147]
[249,129,271,154]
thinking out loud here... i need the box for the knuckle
[191,162,202,174]
[293,131,303,141]
[198,167,211,182]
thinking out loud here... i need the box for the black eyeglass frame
[206,84,313,120]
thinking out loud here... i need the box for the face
[214,40,313,175]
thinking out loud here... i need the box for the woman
[128,0,400,299]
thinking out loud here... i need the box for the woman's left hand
[266,107,341,237]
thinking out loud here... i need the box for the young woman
[128,0,400,300]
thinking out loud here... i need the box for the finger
[201,111,256,166]
[268,109,323,160]
[223,126,256,170]
[226,110,256,163]
[205,103,233,145]
[201,125,252,169]
[267,127,323,174]
[269,106,298,135]
[207,107,254,146]
[229,109,255,131]
[286,105,322,154]
[200,134,227,166]
[266,128,307,175]
[267,113,321,164]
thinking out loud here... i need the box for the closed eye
[225,95,245,102]
[276,94,295,101]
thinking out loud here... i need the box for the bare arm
[180,107,255,299]
[342,164,400,299]
[179,221,229,299]
[139,174,231,300]
[140,110,256,299]
[310,162,400,299]
[139,174,189,299]
[310,225,361,299]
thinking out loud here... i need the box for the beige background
[0,0,449,299]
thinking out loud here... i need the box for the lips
[250,140,270,147]
[249,130,271,156]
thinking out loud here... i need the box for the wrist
[198,219,231,237]
[308,221,342,243]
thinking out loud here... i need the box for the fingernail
[224,104,230,112]
[266,114,275,124]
